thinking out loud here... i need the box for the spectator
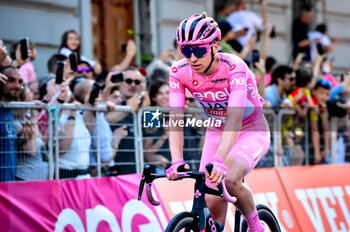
[143,79,170,174]
[292,4,316,61]
[218,20,256,59]
[215,0,236,23]
[59,29,102,75]
[105,67,146,174]
[47,53,68,76]
[119,66,147,110]
[0,39,12,67]
[226,0,267,48]
[286,69,314,110]
[15,84,49,181]
[284,69,314,165]
[107,85,123,106]
[57,79,96,179]
[0,66,37,181]
[10,39,37,83]
[308,24,339,62]
[264,65,295,108]
[19,40,37,83]
[146,46,174,82]
[255,56,276,87]
[28,80,39,100]
[89,82,128,175]
[77,60,94,79]
[310,79,331,164]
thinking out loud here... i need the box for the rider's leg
[200,128,228,223]
[224,123,270,232]
[205,194,227,223]
[224,156,262,231]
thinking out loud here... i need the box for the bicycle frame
[138,165,281,232]
[138,164,236,231]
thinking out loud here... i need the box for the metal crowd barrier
[277,108,310,166]
[54,104,140,179]
[0,102,53,181]
[0,101,344,182]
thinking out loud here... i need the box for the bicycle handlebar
[138,164,237,206]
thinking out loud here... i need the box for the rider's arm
[215,71,247,160]
[215,91,245,160]
[168,75,186,161]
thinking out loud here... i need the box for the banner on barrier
[0,164,349,232]
[245,168,301,232]
[0,175,168,232]
[278,164,350,232]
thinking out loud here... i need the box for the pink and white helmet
[176,12,221,46]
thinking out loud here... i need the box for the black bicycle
[138,164,281,232]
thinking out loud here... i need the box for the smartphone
[270,26,276,38]
[139,96,145,108]
[111,73,124,83]
[121,44,127,52]
[20,37,29,60]
[252,50,260,65]
[89,82,102,105]
[69,52,78,72]
[56,61,65,84]
[244,27,249,31]
[317,43,324,55]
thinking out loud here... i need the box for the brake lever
[205,163,224,196]
[138,165,163,205]
[205,163,236,203]
[138,177,145,201]
[138,165,153,201]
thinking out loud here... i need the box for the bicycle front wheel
[165,211,199,232]
[241,204,281,232]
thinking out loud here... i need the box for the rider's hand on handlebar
[206,155,228,186]
[166,159,190,180]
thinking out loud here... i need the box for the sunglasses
[77,66,92,73]
[180,44,213,58]
[289,77,296,82]
[319,79,332,88]
[185,98,195,102]
[124,78,141,85]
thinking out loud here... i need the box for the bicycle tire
[165,211,199,232]
[241,204,281,232]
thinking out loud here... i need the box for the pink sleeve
[228,72,247,107]
[169,75,185,109]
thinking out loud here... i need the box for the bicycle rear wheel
[165,212,199,232]
[241,204,281,232]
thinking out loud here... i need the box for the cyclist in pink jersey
[166,13,270,232]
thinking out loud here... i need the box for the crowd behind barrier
[1,102,348,182]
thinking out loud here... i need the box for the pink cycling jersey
[169,52,264,125]
[169,52,270,176]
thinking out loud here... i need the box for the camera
[317,43,324,55]
[111,72,124,83]
[19,37,29,60]
[56,61,65,84]
[89,82,102,105]
[69,52,78,72]
[121,44,127,52]
[252,50,260,67]
[270,26,276,38]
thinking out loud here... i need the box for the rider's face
[184,42,219,74]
